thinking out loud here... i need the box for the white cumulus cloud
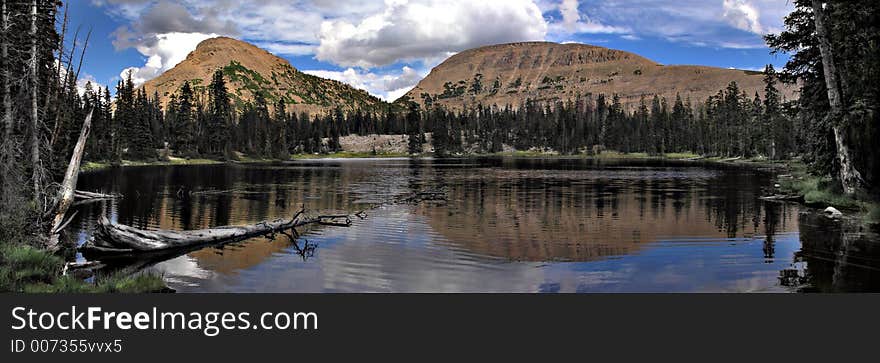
[304,66,425,101]
[316,0,548,68]
[722,0,764,34]
[550,0,627,35]
[119,32,218,86]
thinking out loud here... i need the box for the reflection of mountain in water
[418,166,799,262]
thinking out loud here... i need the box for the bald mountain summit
[401,41,796,111]
[140,37,385,115]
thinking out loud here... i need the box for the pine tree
[207,69,232,158]
[127,88,156,160]
[174,81,195,156]
[272,99,289,159]
[431,107,450,157]
[406,103,423,155]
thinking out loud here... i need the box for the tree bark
[811,0,865,195]
[2,0,11,140]
[47,109,93,249]
[30,0,41,206]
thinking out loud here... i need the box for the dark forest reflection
[69,158,878,292]
[780,214,880,292]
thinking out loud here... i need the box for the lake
[70,157,880,292]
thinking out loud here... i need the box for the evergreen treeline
[77,70,795,164]
[1,0,71,242]
[428,77,795,159]
[82,69,421,161]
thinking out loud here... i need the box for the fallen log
[62,260,106,279]
[80,208,350,256]
[80,188,448,259]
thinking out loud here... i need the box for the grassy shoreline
[291,151,409,159]
[0,243,168,293]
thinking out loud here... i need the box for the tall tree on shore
[767,0,878,196]
[174,81,195,156]
[810,0,865,195]
[207,69,232,158]
[431,107,450,157]
[763,65,783,159]
[272,99,289,159]
[406,102,423,155]
[2,0,11,141]
[29,0,40,206]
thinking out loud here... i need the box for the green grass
[0,244,63,289]
[775,164,869,211]
[484,150,699,160]
[490,150,558,157]
[80,158,225,172]
[0,243,167,293]
[664,152,701,159]
[81,161,110,172]
[866,204,880,223]
[291,151,408,159]
[22,273,169,293]
[595,151,649,159]
[235,155,280,163]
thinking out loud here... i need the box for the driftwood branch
[75,190,120,199]
[74,190,121,203]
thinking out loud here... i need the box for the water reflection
[68,158,878,292]
[780,213,880,292]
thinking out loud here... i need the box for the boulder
[823,207,843,219]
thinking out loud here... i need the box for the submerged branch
[75,190,121,200]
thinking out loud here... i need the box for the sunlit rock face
[403,41,796,112]
[140,37,385,116]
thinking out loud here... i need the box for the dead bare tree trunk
[812,0,865,195]
[2,0,11,140]
[47,5,66,115]
[47,109,93,249]
[30,0,41,207]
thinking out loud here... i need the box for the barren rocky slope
[402,41,796,111]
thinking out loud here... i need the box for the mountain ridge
[401,41,796,110]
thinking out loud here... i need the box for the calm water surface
[70,158,880,292]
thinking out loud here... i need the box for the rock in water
[823,207,843,218]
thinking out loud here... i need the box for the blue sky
[69,0,793,101]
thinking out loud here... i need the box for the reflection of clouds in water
[169,209,549,292]
[153,255,215,288]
